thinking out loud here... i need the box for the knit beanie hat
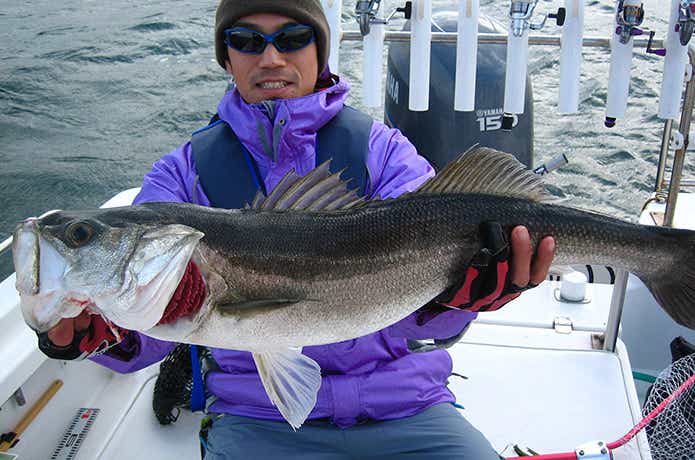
[215,0,330,73]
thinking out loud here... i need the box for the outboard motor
[384,10,534,170]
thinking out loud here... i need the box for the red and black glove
[38,314,129,361]
[434,221,535,312]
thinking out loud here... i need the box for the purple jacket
[93,78,477,428]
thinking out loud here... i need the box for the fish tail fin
[252,349,321,430]
[640,228,695,330]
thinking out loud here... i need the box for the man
[44,1,555,458]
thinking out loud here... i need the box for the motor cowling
[384,10,534,170]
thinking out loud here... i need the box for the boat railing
[657,47,695,227]
[0,236,11,259]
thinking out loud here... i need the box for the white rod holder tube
[659,0,689,120]
[363,23,385,107]
[605,0,639,128]
[322,0,342,74]
[409,0,432,111]
[503,25,530,115]
[455,0,479,112]
[558,0,585,114]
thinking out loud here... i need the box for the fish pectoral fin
[217,298,302,313]
[252,349,321,430]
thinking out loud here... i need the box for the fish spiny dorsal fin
[252,169,301,210]
[250,192,264,209]
[249,160,365,212]
[274,161,333,210]
[416,146,552,202]
[292,171,346,210]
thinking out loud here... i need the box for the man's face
[225,13,319,103]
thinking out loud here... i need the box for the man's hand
[40,311,128,361]
[509,225,555,290]
[435,223,555,312]
[47,311,91,347]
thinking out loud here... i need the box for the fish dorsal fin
[416,146,552,202]
[250,161,365,211]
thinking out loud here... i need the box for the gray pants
[201,403,501,459]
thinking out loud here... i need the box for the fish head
[12,209,204,334]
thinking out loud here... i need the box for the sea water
[0,0,689,278]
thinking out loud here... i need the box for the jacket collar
[216,77,350,159]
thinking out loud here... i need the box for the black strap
[316,106,373,196]
[191,106,373,209]
[191,120,264,210]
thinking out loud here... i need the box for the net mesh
[643,354,695,460]
[152,344,208,425]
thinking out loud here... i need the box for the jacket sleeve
[364,122,479,340]
[91,142,207,372]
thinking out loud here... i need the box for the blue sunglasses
[224,24,315,54]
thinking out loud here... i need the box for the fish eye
[66,221,94,247]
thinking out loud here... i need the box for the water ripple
[127,21,177,33]
[142,38,201,56]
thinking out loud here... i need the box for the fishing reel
[615,0,645,44]
[508,0,566,38]
[677,0,695,46]
[355,0,412,36]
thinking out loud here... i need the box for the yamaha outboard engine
[384,10,534,170]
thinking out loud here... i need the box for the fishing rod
[503,0,566,131]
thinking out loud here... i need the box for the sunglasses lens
[274,28,314,52]
[227,31,266,53]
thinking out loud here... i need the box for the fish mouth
[13,217,79,333]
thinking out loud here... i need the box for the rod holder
[322,0,342,73]
[659,0,690,120]
[558,0,585,114]
[363,23,385,107]
[605,0,643,128]
[408,0,432,111]
[455,0,480,112]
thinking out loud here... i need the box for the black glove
[434,221,534,312]
[37,315,128,361]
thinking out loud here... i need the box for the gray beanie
[215,0,330,73]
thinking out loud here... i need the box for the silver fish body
[119,193,692,349]
[12,147,695,428]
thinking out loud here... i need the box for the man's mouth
[258,80,290,89]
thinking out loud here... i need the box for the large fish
[12,147,695,428]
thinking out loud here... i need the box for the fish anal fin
[253,349,322,430]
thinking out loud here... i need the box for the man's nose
[258,43,286,67]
